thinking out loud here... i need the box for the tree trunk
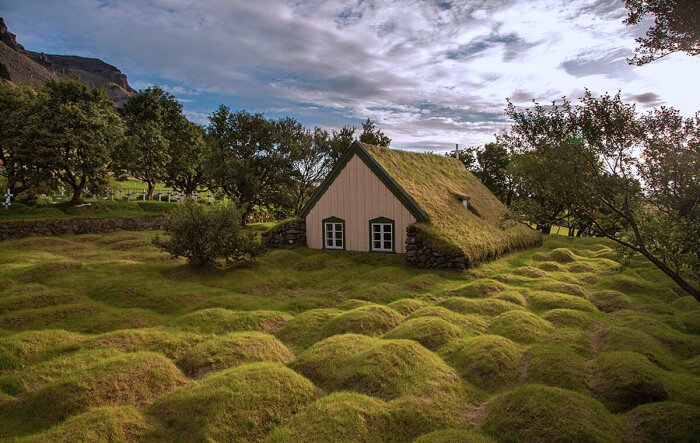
[71,186,83,204]
[637,247,700,301]
[146,181,155,200]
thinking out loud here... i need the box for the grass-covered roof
[363,143,541,265]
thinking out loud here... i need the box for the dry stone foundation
[261,218,307,249]
[405,225,468,269]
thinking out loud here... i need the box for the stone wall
[405,225,467,269]
[261,218,307,249]
[0,215,165,241]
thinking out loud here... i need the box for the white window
[371,223,393,252]
[324,221,344,249]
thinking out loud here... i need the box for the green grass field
[0,231,698,441]
[0,200,176,221]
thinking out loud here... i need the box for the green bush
[152,199,263,267]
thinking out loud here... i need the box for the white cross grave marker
[3,189,13,209]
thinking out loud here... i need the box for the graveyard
[0,229,698,441]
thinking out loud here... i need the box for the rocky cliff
[0,18,135,104]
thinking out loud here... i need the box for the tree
[289,127,337,213]
[359,118,391,147]
[505,91,699,300]
[446,146,478,172]
[476,142,512,204]
[330,125,356,161]
[205,106,296,221]
[164,119,207,195]
[152,199,264,268]
[115,86,183,199]
[31,79,121,203]
[623,0,700,65]
[0,81,43,197]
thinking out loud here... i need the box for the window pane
[384,233,391,241]
[384,241,391,250]
[373,241,381,249]
[336,223,343,230]
[335,239,342,247]
[335,231,342,239]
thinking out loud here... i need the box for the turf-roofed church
[264,141,541,268]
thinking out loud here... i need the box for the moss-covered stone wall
[0,216,164,241]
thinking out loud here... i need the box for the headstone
[3,189,13,209]
[142,188,147,201]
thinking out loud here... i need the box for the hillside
[0,18,135,104]
[0,231,697,441]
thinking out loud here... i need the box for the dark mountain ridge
[0,18,135,104]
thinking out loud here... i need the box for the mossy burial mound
[321,305,403,337]
[488,311,554,344]
[336,299,374,310]
[290,334,460,399]
[177,332,294,378]
[151,362,315,442]
[84,327,207,359]
[438,297,524,317]
[526,291,597,313]
[408,306,486,332]
[589,351,668,412]
[622,401,700,443]
[449,279,505,298]
[413,429,495,443]
[589,290,635,313]
[17,406,159,443]
[383,317,463,350]
[0,289,82,315]
[175,308,292,334]
[265,392,389,442]
[521,344,587,392]
[0,352,185,438]
[601,326,678,370]
[547,248,578,263]
[536,261,566,272]
[538,282,590,298]
[387,298,426,315]
[275,308,341,350]
[439,335,523,392]
[0,330,83,371]
[512,265,550,279]
[542,309,597,329]
[481,384,624,442]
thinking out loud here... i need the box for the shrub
[152,199,264,267]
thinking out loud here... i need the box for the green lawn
[0,200,176,222]
[0,232,698,441]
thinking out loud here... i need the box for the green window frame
[369,217,395,253]
[322,217,345,250]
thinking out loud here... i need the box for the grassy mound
[84,328,207,359]
[488,311,554,344]
[671,296,700,311]
[177,332,294,378]
[275,308,341,350]
[526,291,598,313]
[493,291,526,306]
[0,351,185,438]
[542,309,597,329]
[622,401,700,443]
[0,289,82,315]
[290,334,460,399]
[449,280,506,298]
[0,330,83,371]
[266,392,389,442]
[521,344,587,392]
[439,335,523,392]
[336,299,374,310]
[322,305,403,337]
[512,265,550,279]
[589,290,635,312]
[481,384,624,442]
[438,297,524,317]
[536,261,566,272]
[547,248,578,263]
[17,406,159,442]
[538,282,590,298]
[589,351,668,412]
[383,317,463,350]
[408,306,486,331]
[413,429,495,443]
[151,362,315,442]
[175,308,292,334]
[601,326,678,370]
[387,298,426,315]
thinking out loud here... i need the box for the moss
[413,429,495,443]
[175,308,292,334]
[538,282,590,298]
[617,312,700,359]
[336,299,374,310]
[589,290,635,313]
[84,327,208,359]
[0,352,185,438]
[290,334,460,400]
[177,332,295,378]
[488,311,554,344]
[0,289,82,315]
[383,317,463,350]
[622,401,700,443]
[265,392,390,442]
[671,311,700,335]
[408,306,487,332]
[671,296,700,311]
[536,261,566,272]
[438,297,524,317]
[492,291,526,306]
[449,280,506,298]
[0,329,83,371]
[512,266,550,278]
[17,406,160,442]
[548,248,578,263]
[322,305,403,337]
[567,262,598,273]
[521,344,587,392]
[275,308,341,350]
[440,335,523,392]
[526,291,598,313]
[542,309,597,329]
[481,384,624,442]
[387,298,426,315]
[602,326,678,370]
[151,362,316,442]
[589,351,668,412]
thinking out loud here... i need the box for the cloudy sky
[2,0,699,151]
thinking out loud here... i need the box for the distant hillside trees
[504,90,699,300]
[447,142,513,205]
[359,118,391,147]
